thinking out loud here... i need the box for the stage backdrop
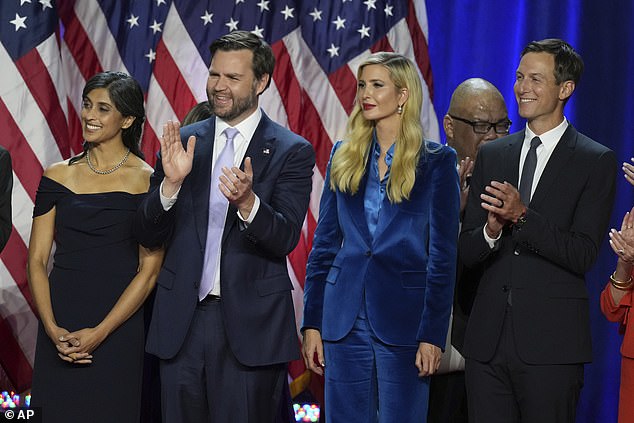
[426,0,634,422]
[0,0,632,421]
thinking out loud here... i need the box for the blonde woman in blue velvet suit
[302,52,460,422]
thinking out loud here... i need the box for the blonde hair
[329,52,424,203]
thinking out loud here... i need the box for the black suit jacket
[450,258,483,354]
[134,113,315,366]
[0,146,12,253]
[459,125,616,364]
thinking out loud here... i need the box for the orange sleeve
[600,281,632,324]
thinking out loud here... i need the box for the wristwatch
[514,210,527,229]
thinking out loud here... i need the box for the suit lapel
[529,125,577,208]
[220,113,276,245]
[504,132,525,188]
[372,190,399,243]
[243,114,275,184]
[191,120,215,248]
[347,170,373,247]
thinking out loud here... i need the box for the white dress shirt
[159,108,264,295]
[483,118,569,247]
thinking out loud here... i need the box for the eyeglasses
[449,115,512,135]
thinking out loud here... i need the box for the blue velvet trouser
[323,304,430,422]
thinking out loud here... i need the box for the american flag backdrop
[0,0,438,396]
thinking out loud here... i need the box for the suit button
[365,250,372,257]
[514,248,520,256]
[502,285,509,292]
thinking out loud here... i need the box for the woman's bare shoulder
[128,155,154,176]
[126,156,155,192]
[42,158,77,183]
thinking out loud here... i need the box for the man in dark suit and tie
[134,31,315,423]
[428,78,510,423]
[459,39,617,422]
[0,145,12,253]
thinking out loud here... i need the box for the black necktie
[519,137,541,205]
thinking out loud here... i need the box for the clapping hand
[624,158,634,187]
[480,181,525,237]
[458,157,474,214]
[159,120,196,197]
[610,206,634,264]
[219,157,257,218]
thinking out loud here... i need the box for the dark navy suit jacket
[134,113,315,366]
[459,125,616,364]
[303,141,460,349]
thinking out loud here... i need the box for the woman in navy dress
[27,72,164,422]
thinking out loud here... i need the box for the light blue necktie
[199,127,238,300]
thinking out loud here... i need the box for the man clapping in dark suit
[135,31,315,423]
[428,78,510,423]
[459,39,616,423]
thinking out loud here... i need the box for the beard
[208,85,258,123]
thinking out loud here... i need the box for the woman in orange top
[600,158,634,423]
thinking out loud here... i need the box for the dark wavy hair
[70,71,145,165]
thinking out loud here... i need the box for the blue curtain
[426,0,634,421]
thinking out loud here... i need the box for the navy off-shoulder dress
[30,176,146,423]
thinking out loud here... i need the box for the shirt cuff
[237,194,260,225]
[159,180,181,211]
[483,223,501,249]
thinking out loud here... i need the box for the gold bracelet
[611,281,633,290]
[610,272,633,289]
[611,271,632,284]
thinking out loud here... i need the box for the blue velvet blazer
[303,141,460,348]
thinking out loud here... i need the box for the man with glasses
[428,78,509,423]
[446,79,511,163]
[445,78,511,213]
[459,39,616,422]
